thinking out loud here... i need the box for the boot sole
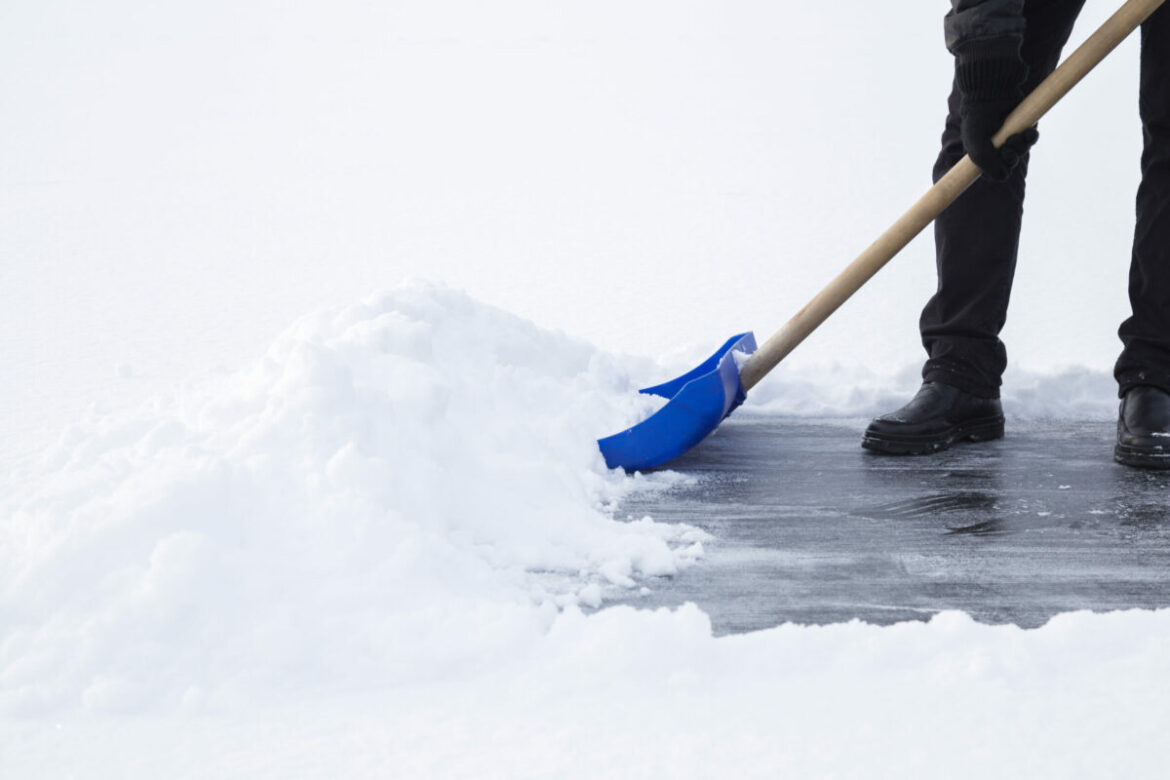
[861,417,1005,456]
[1114,442,1170,470]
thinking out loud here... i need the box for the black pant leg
[921,0,1085,398]
[1115,6,1170,396]
[920,82,1028,399]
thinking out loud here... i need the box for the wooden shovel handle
[739,0,1165,392]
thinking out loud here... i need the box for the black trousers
[920,0,1170,398]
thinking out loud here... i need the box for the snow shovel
[599,0,1165,472]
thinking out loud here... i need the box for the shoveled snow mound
[0,283,702,714]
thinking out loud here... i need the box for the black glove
[954,39,1038,182]
[959,96,1039,182]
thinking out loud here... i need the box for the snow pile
[745,361,1120,420]
[0,283,703,714]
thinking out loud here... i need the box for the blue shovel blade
[598,332,757,472]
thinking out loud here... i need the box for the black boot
[1115,386,1170,469]
[862,382,1005,455]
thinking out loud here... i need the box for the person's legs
[918,82,1025,398]
[865,0,1085,455]
[1114,5,1170,470]
[920,0,1086,399]
[1115,6,1170,395]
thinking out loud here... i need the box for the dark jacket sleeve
[944,0,1026,56]
[944,0,1029,104]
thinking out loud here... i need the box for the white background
[1,1,1144,465]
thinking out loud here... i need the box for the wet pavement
[615,416,1170,633]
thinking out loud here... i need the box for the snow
[2,0,1165,775]
[6,606,1170,777]
[744,360,1121,420]
[1,284,697,714]
[5,284,1170,777]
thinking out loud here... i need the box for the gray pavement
[615,416,1170,633]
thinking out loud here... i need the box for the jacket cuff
[953,37,1028,103]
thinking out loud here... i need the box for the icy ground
[4,286,1170,778]
[617,417,1170,631]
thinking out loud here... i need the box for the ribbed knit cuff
[953,37,1028,103]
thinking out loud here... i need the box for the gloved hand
[954,39,1037,182]
[959,96,1039,182]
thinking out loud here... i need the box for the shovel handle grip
[739,0,1165,392]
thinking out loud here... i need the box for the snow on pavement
[3,284,1168,777]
